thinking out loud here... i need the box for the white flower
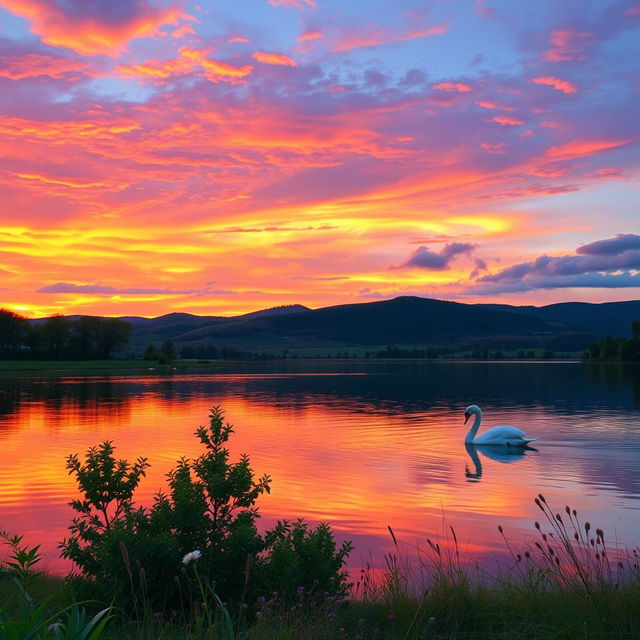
[182,549,202,565]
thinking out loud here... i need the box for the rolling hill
[119,297,640,354]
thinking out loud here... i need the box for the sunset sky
[0,0,638,318]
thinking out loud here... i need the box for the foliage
[0,531,112,640]
[583,321,640,361]
[260,520,353,599]
[59,407,351,616]
[0,309,30,357]
[61,442,150,578]
[1,313,132,361]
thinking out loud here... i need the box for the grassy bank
[0,359,229,375]
[3,528,640,640]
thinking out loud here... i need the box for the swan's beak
[464,412,470,424]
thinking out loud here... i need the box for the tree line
[0,309,131,359]
[583,321,640,362]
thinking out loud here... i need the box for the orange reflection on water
[0,370,638,577]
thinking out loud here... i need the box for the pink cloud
[297,29,323,42]
[433,82,472,93]
[0,0,187,56]
[252,51,298,66]
[487,115,524,126]
[542,29,594,62]
[268,0,316,8]
[545,139,630,160]
[331,24,448,53]
[0,53,92,79]
[531,76,578,94]
[171,24,196,39]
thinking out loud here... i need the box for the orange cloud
[433,82,472,93]
[116,47,253,82]
[531,76,578,94]
[252,51,298,66]
[487,116,524,126]
[331,24,448,53]
[0,53,92,79]
[545,139,630,160]
[297,29,323,42]
[171,24,195,39]
[0,0,186,56]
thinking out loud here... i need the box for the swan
[464,404,538,445]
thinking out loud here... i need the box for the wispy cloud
[37,282,262,296]
[330,24,447,53]
[531,76,578,94]
[251,51,298,66]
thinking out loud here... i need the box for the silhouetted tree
[0,308,29,356]
[38,315,73,359]
[144,344,158,361]
[159,339,176,363]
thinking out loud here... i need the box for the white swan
[464,404,538,445]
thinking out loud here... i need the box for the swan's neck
[464,411,482,443]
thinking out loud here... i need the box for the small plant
[1,531,112,639]
[259,519,353,599]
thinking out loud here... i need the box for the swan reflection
[465,442,538,482]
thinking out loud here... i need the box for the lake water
[1,361,639,578]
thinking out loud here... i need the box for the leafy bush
[259,520,353,599]
[1,531,112,639]
[59,406,352,614]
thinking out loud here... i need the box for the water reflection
[464,443,538,482]
[0,362,639,577]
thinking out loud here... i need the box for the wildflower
[388,614,396,620]
[182,550,202,565]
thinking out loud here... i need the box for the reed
[4,497,640,639]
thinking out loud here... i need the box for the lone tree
[0,308,29,356]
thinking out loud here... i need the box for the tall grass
[4,497,640,639]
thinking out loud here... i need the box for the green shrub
[59,406,352,615]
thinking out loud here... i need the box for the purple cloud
[576,233,640,255]
[398,242,476,270]
[476,233,640,292]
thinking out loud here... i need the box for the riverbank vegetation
[2,407,640,638]
[583,321,640,362]
[0,309,131,360]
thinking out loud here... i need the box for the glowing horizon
[0,0,638,318]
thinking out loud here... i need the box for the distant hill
[30,297,640,355]
[132,296,579,352]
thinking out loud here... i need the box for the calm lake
[1,361,639,577]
